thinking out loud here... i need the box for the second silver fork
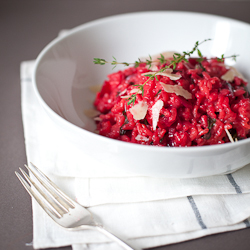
[15,163,140,250]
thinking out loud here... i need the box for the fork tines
[15,162,75,219]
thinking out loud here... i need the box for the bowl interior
[34,11,250,132]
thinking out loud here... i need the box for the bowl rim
[32,10,250,153]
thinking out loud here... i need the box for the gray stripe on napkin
[187,196,207,229]
[226,174,242,193]
[226,174,250,228]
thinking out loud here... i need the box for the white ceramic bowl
[33,11,250,178]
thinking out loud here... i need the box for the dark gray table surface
[1,0,250,249]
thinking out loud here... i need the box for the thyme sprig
[94,56,156,69]
[93,39,211,69]
[217,54,238,62]
[93,39,238,105]
[126,39,211,105]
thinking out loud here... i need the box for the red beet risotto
[94,55,250,147]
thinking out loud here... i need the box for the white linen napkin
[21,57,250,249]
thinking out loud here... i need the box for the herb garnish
[225,82,234,96]
[216,54,238,62]
[120,110,129,135]
[203,116,216,140]
[94,39,238,105]
[241,83,250,98]
[155,89,162,97]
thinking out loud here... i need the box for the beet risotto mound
[94,53,250,147]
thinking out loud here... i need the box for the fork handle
[94,225,141,250]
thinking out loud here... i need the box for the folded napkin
[21,49,250,249]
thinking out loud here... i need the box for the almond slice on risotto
[129,101,148,120]
[160,82,192,99]
[221,67,247,82]
[152,100,164,130]
[142,68,182,81]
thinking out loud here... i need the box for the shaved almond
[120,88,142,99]
[152,100,164,130]
[160,82,192,99]
[93,117,102,121]
[129,88,142,94]
[119,88,127,96]
[129,101,148,120]
[221,69,235,82]
[142,68,182,81]
[146,64,159,71]
[135,135,150,142]
[120,95,131,99]
[221,67,247,82]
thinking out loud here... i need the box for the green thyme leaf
[155,89,162,97]
[197,49,203,58]
[93,58,107,65]
[144,74,154,77]
[204,116,216,140]
[158,54,166,64]
[120,110,129,135]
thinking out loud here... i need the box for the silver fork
[15,162,140,250]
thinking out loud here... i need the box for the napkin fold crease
[21,55,250,250]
